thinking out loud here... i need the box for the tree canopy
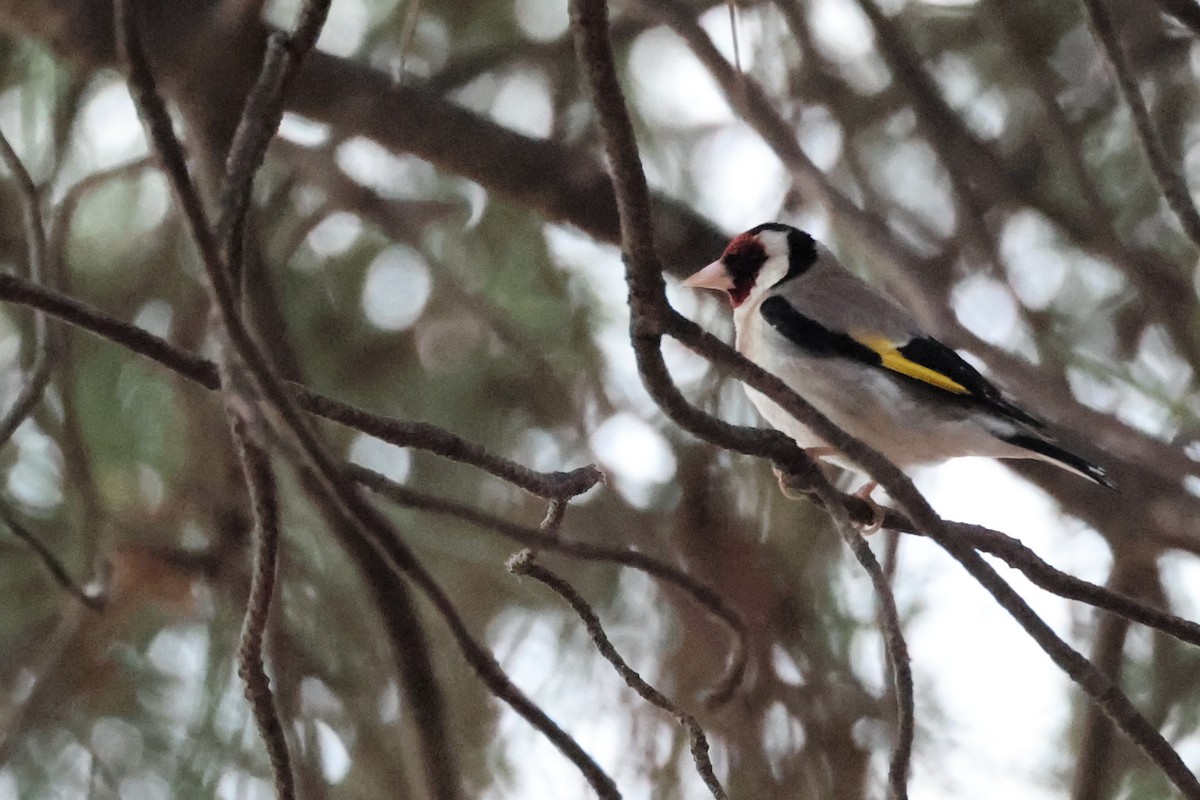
[0,0,1199,798]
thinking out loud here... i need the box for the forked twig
[0,502,103,611]
[509,550,727,799]
[1083,0,1200,251]
[0,127,54,449]
[351,464,749,704]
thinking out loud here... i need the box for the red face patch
[722,232,759,261]
[721,233,767,307]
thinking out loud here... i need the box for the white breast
[731,294,1024,470]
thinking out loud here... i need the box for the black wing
[759,295,1045,429]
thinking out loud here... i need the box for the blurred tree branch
[508,549,729,798]
[0,0,1196,795]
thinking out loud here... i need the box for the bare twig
[220,32,291,290]
[297,389,605,500]
[0,502,103,611]
[351,464,749,704]
[0,272,605,501]
[509,550,727,799]
[228,413,295,800]
[220,0,332,287]
[1083,0,1200,250]
[0,126,54,448]
[665,0,1200,382]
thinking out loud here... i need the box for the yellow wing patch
[851,333,970,395]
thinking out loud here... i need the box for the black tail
[1002,433,1114,489]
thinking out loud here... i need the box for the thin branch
[287,0,334,62]
[779,472,1200,652]
[0,271,606,501]
[221,32,291,290]
[0,126,54,448]
[1083,0,1200,250]
[0,502,103,611]
[296,389,605,501]
[351,464,749,705]
[0,271,220,385]
[349,494,620,799]
[228,413,295,800]
[220,0,332,288]
[508,550,727,799]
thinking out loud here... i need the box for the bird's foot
[773,465,813,499]
[853,481,886,535]
[773,448,838,499]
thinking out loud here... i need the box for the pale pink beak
[682,260,733,291]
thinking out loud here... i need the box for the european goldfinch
[683,222,1112,489]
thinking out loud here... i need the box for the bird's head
[683,223,818,308]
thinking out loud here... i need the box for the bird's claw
[773,465,812,499]
[853,481,886,535]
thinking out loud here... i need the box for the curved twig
[509,550,727,799]
[0,502,104,611]
[1083,0,1200,250]
[0,126,53,448]
[220,0,333,287]
[0,271,603,501]
[228,412,295,800]
[351,464,749,705]
[296,388,605,501]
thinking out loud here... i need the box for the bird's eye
[723,237,767,281]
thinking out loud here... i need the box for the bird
[682,222,1112,503]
